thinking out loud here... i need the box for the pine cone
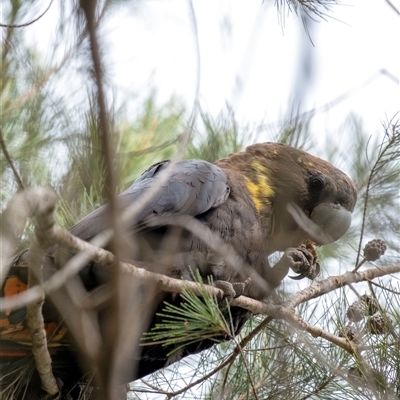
[339,324,357,341]
[360,294,379,316]
[347,300,367,322]
[368,315,390,335]
[363,239,387,262]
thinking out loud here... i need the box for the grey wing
[69,160,230,241]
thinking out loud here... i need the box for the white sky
[23,0,400,144]
[103,0,400,141]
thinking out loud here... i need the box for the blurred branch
[187,0,201,128]
[0,187,59,395]
[26,193,59,397]
[257,69,399,134]
[385,0,400,15]
[0,127,24,191]
[80,0,117,210]
[116,137,180,157]
[0,0,53,28]
[80,1,122,395]
[0,188,56,285]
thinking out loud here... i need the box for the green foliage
[1,27,57,206]
[187,108,244,162]
[51,93,185,228]
[116,96,184,187]
[143,270,233,356]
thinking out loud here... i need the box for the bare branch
[284,265,400,310]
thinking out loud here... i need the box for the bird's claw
[285,245,320,281]
[214,278,250,302]
[289,262,320,280]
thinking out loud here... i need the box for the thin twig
[164,317,275,398]
[385,0,400,15]
[298,358,349,400]
[353,258,366,272]
[256,69,399,134]
[165,355,232,399]
[236,376,268,400]
[220,355,235,397]
[0,0,53,28]
[235,341,260,400]
[348,283,362,298]
[368,279,400,295]
[187,0,201,127]
[0,127,24,190]
[355,133,398,268]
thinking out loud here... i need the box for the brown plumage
[0,142,357,399]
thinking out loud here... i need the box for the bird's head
[221,142,357,252]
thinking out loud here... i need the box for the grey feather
[69,160,230,240]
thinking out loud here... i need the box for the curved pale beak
[287,202,352,245]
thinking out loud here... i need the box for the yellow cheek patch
[245,177,263,211]
[245,162,275,212]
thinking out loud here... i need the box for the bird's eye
[310,174,326,192]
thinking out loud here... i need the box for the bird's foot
[214,278,251,303]
[286,242,320,280]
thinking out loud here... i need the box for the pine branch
[143,272,233,354]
